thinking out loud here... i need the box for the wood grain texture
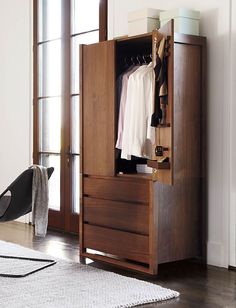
[83,176,149,204]
[152,20,174,185]
[156,42,202,264]
[82,40,116,177]
[81,252,151,274]
[84,197,149,235]
[99,0,107,41]
[200,39,207,261]
[80,29,206,274]
[174,33,206,46]
[84,224,149,263]
[80,45,85,253]
[148,181,158,274]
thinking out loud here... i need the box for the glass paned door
[69,0,99,218]
[36,0,63,229]
[34,0,106,232]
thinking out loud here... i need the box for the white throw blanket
[31,165,49,237]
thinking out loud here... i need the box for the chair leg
[0,255,56,278]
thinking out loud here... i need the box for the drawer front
[84,224,149,264]
[83,177,149,203]
[84,197,149,235]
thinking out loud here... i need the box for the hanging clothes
[121,63,155,160]
[120,65,147,160]
[116,39,168,161]
[151,37,168,127]
[116,65,140,150]
[116,65,136,111]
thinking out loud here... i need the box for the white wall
[0,0,32,223]
[108,0,234,267]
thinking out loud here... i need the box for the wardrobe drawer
[84,224,149,264]
[84,197,149,235]
[83,177,149,203]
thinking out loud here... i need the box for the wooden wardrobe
[79,20,206,275]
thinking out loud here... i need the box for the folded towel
[31,165,49,237]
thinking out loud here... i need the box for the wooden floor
[0,222,236,308]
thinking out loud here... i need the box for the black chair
[0,167,56,278]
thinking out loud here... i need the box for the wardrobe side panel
[156,43,202,263]
[81,41,116,176]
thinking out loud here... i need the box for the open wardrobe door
[80,19,206,274]
[80,41,116,177]
[148,20,174,185]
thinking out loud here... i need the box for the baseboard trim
[207,241,227,267]
[228,266,236,271]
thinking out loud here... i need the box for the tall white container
[160,8,200,36]
[128,8,162,36]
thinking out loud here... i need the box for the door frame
[33,0,107,233]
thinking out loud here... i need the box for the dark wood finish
[84,224,149,263]
[62,0,74,233]
[82,252,151,274]
[84,197,149,234]
[201,37,207,261]
[61,1,80,234]
[80,23,206,274]
[147,160,171,170]
[79,44,85,253]
[148,181,158,274]
[174,32,206,46]
[99,0,107,41]
[48,210,63,229]
[152,20,174,185]
[156,42,203,264]
[81,41,116,177]
[1,222,236,308]
[83,176,149,203]
[117,173,152,180]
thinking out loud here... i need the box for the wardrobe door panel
[150,20,174,185]
[81,41,116,176]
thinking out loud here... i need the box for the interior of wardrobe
[115,32,171,180]
[116,35,152,175]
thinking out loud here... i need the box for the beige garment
[31,165,49,237]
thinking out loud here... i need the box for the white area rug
[0,240,179,308]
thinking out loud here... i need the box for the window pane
[71,96,80,154]
[38,0,62,41]
[71,0,99,35]
[38,98,61,152]
[71,31,99,94]
[40,154,60,211]
[72,155,80,214]
[38,40,62,97]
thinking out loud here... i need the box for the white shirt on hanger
[121,65,147,160]
[121,63,155,160]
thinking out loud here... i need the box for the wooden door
[80,40,116,177]
[149,20,174,185]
